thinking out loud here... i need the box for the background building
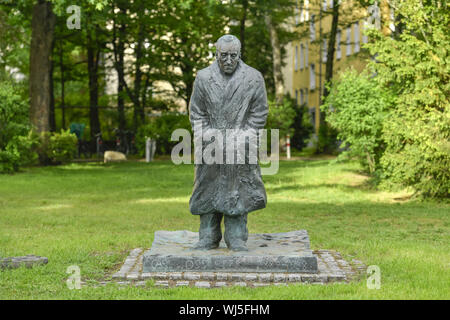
[285,0,393,135]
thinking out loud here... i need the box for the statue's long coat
[189,60,268,217]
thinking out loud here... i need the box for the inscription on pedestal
[142,230,318,273]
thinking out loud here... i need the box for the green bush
[136,113,191,156]
[315,121,338,155]
[321,69,394,173]
[291,103,314,151]
[265,97,296,138]
[0,131,39,173]
[366,0,450,198]
[35,130,78,164]
[263,97,297,153]
[0,81,38,173]
[47,130,78,163]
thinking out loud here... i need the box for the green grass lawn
[0,159,448,299]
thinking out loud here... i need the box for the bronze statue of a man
[189,34,268,251]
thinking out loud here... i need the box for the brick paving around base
[81,248,366,289]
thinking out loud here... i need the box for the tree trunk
[133,22,144,131]
[113,3,127,133]
[49,38,56,132]
[264,14,284,103]
[117,24,126,132]
[141,77,150,122]
[87,27,101,140]
[316,3,340,153]
[323,3,339,100]
[180,60,194,113]
[59,40,66,130]
[29,0,56,135]
[321,2,339,128]
[239,0,248,61]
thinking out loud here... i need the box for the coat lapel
[222,62,247,116]
[224,62,246,102]
[206,61,249,128]
[208,61,225,91]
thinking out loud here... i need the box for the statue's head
[215,34,241,75]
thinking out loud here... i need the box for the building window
[346,26,351,56]
[354,22,360,53]
[309,64,316,90]
[300,89,304,105]
[295,89,298,104]
[310,14,315,41]
[304,0,309,21]
[305,89,308,106]
[305,42,309,66]
[322,39,328,62]
[300,0,309,22]
[330,0,334,8]
[322,0,327,11]
[295,45,298,71]
[300,44,304,70]
[336,29,341,59]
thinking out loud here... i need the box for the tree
[0,80,38,172]
[228,0,250,61]
[313,0,372,154]
[85,6,103,140]
[0,4,32,84]
[159,0,228,109]
[29,0,55,139]
[26,0,108,161]
[111,0,128,132]
[322,0,374,100]
[106,0,164,131]
[366,0,449,198]
[321,69,394,173]
[262,0,297,103]
[227,0,297,101]
[323,1,340,100]
[265,14,284,103]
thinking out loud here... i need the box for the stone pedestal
[142,230,318,273]
[0,255,48,269]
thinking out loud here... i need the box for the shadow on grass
[266,183,373,194]
[251,199,449,247]
[32,160,185,176]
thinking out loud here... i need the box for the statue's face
[216,42,240,75]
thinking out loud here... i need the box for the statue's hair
[215,34,241,52]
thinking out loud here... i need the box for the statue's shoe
[227,241,248,252]
[192,239,220,250]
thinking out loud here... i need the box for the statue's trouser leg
[196,213,223,249]
[224,213,248,251]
